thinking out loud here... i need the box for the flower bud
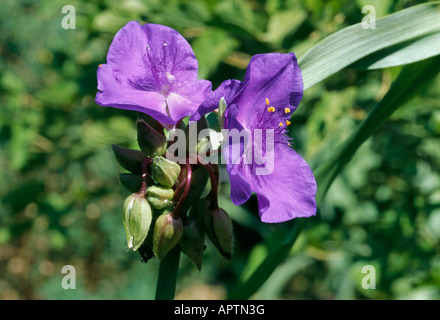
[203,207,233,260]
[196,136,210,155]
[122,193,153,251]
[146,185,174,210]
[153,213,183,260]
[179,219,205,270]
[218,96,227,129]
[137,119,167,157]
[151,156,181,187]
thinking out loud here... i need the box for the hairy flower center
[137,41,178,97]
[250,98,292,146]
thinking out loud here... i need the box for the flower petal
[191,79,244,121]
[228,167,252,205]
[252,145,317,223]
[96,22,211,124]
[96,63,171,123]
[165,80,212,122]
[235,53,303,127]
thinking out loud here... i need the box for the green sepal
[112,144,147,174]
[137,119,167,157]
[118,173,142,193]
[203,207,233,260]
[179,218,206,270]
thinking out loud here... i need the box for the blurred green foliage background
[1,0,439,300]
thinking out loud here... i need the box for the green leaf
[314,55,440,203]
[258,253,314,299]
[351,32,440,70]
[298,2,440,90]
[228,218,309,300]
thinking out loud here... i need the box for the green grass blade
[228,218,308,300]
[314,56,440,203]
[351,32,440,70]
[299,2,440,91]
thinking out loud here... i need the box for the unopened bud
[196,136,210,155]
[153,213,183,260]
[122,193,153,251]
[203,208,233,259]
[137,119,167,157]
[151,156,181,187]
[179,219,205,270]
[146,185,174,210]
[218,97,227,129]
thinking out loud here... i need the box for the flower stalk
[155,245,181,300]
[172,164,192,220]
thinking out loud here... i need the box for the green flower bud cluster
[114,113,234,268]
[115,113,185,261]
[121,185,234,268]
[121,156,182,259]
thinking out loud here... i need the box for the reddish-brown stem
[139,158,153,195]
[172,164,192,220]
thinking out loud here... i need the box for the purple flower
[96,21,212,125]
[195,53,317,223]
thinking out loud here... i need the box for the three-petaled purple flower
[194,53,317,223]
[97,21,317,224]
[96,21,212,125]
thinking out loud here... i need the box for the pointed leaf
[299,2,440,90]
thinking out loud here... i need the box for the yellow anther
[285,107,291,114]
[286,120,291,126]
[268,107,275,112]
[98,64,103,67]
[266,98,270,106]
[279,122,284,127]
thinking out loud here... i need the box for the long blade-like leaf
[299,2,440,90]
[314,55,440,202]
[351,32,440,70]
